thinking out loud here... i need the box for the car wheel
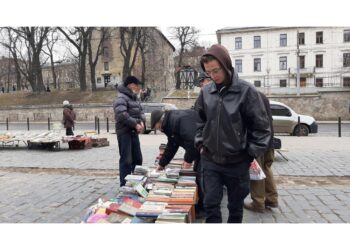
[293,124,309,136]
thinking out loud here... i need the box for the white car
[270,100,318,136]
[141,103,178,134]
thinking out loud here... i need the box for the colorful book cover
[134,183,149,198]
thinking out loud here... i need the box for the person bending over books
[151,109,205,216]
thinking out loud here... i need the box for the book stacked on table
[176,176,197,187]
[165,168,180,179]
[158,204,193,223]
[169,186,197,205]
[125,174,147,187]
[83,158,199,223]
[119,185,138,195]
[135,201,168,218]
[155,212,187,223]
[134,165,149,175]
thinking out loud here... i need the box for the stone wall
[1,90,349,122]
[0,104,115,122]
[162,90,350,121]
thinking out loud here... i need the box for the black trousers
[201,157,250,223]
[117,132,143,186]
[193,158,204,211]
[66,127,74,136]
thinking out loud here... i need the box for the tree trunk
[32,53,45,92]
[15,69,21,91]
[80,53,87,91]
[88,39,97,91]
[90,63,97,91]
[141,47,146,84]
[49,54,57,89]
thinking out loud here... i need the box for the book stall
[0,131,109,151]
[83,155,199,224]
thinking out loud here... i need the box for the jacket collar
[118,85,136,100]
[209,70,241,94]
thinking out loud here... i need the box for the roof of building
[155,28,176,52]
[216,26,350,34]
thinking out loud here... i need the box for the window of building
[270,104,292,117]
[298,32,305,45]
[343,53,350,67]
[316,78,323,87]
[97,77,101,83]
[254,36,261,48]
[103,47,109,57]
[343,77,350,87]
[104,62,109,71]
[344,30,350,43]
[279,56,287,70]
[280,79,287,87]
[299,55,305,69]
[235,37,242,49]
[316,31,323,44]
[254,58,261,72]
[316,54,323,68]
[300,77,307,87]
[254,80,261,87]
[235,59,242,73]
[280,34,287,47]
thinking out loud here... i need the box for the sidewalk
[0,134,349,223]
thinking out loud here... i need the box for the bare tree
[58,27,93,91]
[169,27,199,67]
[137,27,157,84]
[0,29,22,91]
[15,27,50,92]
[42,28,59,89]
[119,27,143,79]
[1,27,49,92]
[87,27,110,91]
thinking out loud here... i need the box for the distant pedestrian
[12,85,16,92]
[1,87,4,93]
[193,72,212,110]
[46,85,51,92]
[113,76,145,186]
[62,100,76,136]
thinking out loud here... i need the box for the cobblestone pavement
[0,131,349,223]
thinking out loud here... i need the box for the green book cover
[134,183,149,198]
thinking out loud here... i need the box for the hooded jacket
[195,44,271,165]
[158,110,200,167]
[113,85,145,135]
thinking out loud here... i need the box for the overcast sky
[159,26,220,49]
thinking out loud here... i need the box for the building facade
[0,57,29,92]
[217,27,350,90]
[93,28,176,92]
[42,61,80,90]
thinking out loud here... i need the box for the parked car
[141,103,178,134]
[270,100,318,136]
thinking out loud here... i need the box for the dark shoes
[265,201,279,208]
[244,202,265,213]
[244,201,279,213]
